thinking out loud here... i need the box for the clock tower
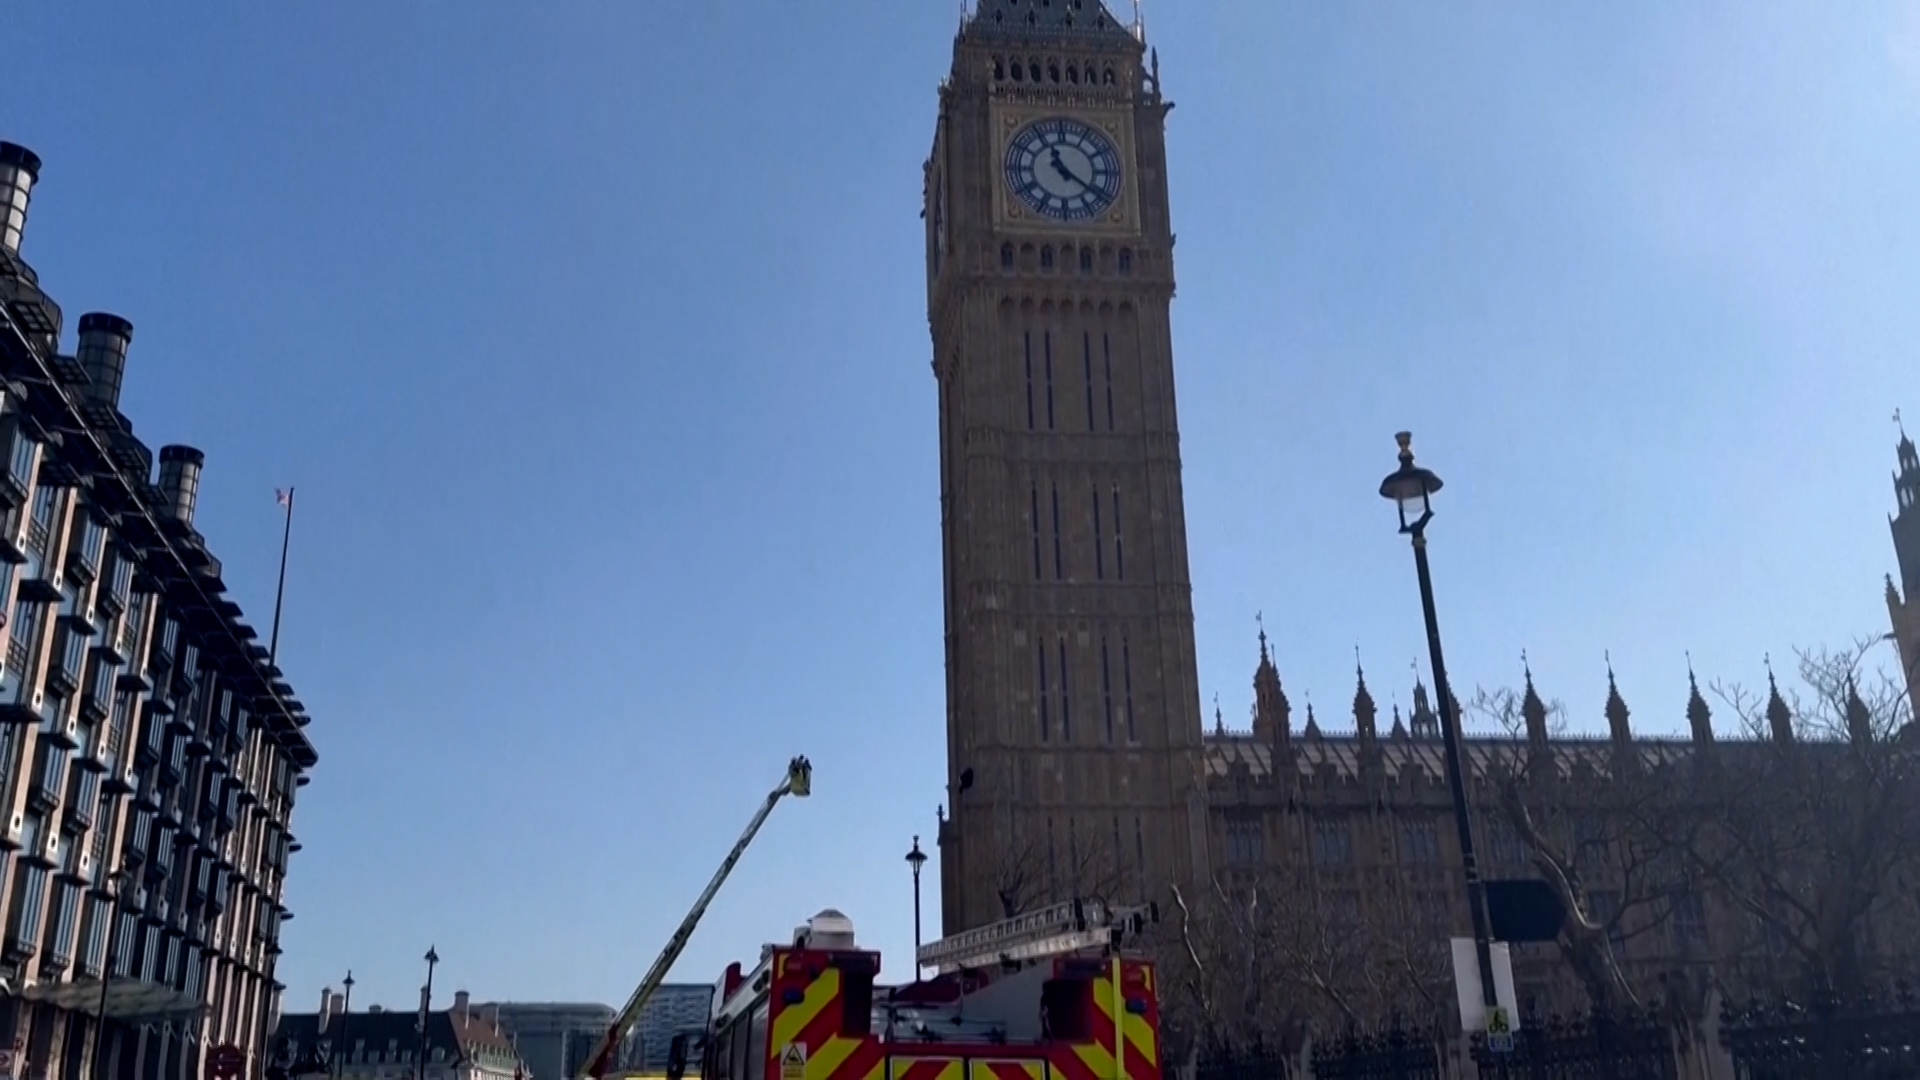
[925,0,1210,933]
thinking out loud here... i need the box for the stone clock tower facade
[925,0,1211,934]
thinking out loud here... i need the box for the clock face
[1004,117,1123,223]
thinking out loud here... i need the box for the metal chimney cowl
[0,142,40,256]
[156,445,205,526]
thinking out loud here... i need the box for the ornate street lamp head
[1379,431,1444,535]
[905,836,927,878]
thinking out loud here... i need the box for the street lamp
[1378,431,1498,1023]
[418,946,440,1079]
[905,836,928,978]
[333,971,354,1078]
[92,864,135,1075]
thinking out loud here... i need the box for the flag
[275,488,292,508]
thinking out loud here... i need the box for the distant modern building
[0,141,315,1076]
[489,1002,614,1080]
[275,988,525,1080]
[620,984,712,1073]
[479,988,713,1080]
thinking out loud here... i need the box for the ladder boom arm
[580,756,812,1078]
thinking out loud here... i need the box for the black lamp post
[1378,431,1498,1021]
[333,971,353,1078]
[418,946,439,1079]
[92,864,133,1075]
[905,836,928,977]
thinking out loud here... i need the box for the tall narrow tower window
[1047,817,1059,895]
[1040,245,1055,270]
[1030,484,1042,580]
[1091,487,1105,580]
[1118,249,1133,274]
[1024,333,1035,431]
[1101,638,1115,742]
[1122,637,1136,741]
[1037,641,1051,742]
[1001,243,1015,269]
[1079,248,1093,273]
[1058,637,1072,742]
[1051,484,1064,580]
[1082,333,1096,430]
[1068,819,1081,888]
[1112,486,1126,581]
[1044,332,1056,430]
[1103,333,1115,431]
[1134,816,1146,880]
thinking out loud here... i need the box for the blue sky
[6,0,1917,1012]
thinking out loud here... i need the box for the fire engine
[669,898,1163,1080]
[572,756,1162,1080]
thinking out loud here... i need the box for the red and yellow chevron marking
[767,959,886,1080]
[890,1057,964,1080]
[1049,962,1160,1080]
[968,1058,1046,1080]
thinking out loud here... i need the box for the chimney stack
[77,313,133,409]
[454,990,470,1024]
[0,142,41,256]
[319,987,336,1031]
[156,445,204,525]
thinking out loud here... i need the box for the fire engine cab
[669,900,1162,1080]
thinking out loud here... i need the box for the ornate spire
[1410,675,1440,740]
[1765,655,1794,744]
[1390,704,1409,740]
[1213,693,1225,736]
[1604,652,1632,745]
[1685,653,1714,744]
[1303,697,1322,740]
[1845,676,1874,746]
[1521,650,1549,748]
[1251,613,1290,744]
[1353,653,1378,744]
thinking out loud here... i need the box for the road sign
[780,1043,807,1080]
[1485,1006,1515,1053]
[208,1043,246,1079]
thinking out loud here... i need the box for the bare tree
[1164,864,1452,1064]
[987,822,1128,918]
[1466,686,1696,1012]
[1681,640,1920,997]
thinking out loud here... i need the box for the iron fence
[1193,1043,1299,1080]
[1720,985,1920,1080]
[1309,1022,1445,1080]
[1468,1008,1679,1080]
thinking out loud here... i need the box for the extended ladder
[916,898,1159,976]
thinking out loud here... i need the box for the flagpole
[269,487,294,667]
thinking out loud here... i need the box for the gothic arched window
[1079,248,1093,273]
[1001,243,1015,269]
[1118,248,1134,274]
[1040,246,1055,270]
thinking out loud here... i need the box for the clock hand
[1048,147,1091,189]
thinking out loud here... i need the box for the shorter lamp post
[418,946,440,1079]
[905,836,928,978]
[333,970,354,1078]
[92,865,135,1074]
[1378,430,1497,1020]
